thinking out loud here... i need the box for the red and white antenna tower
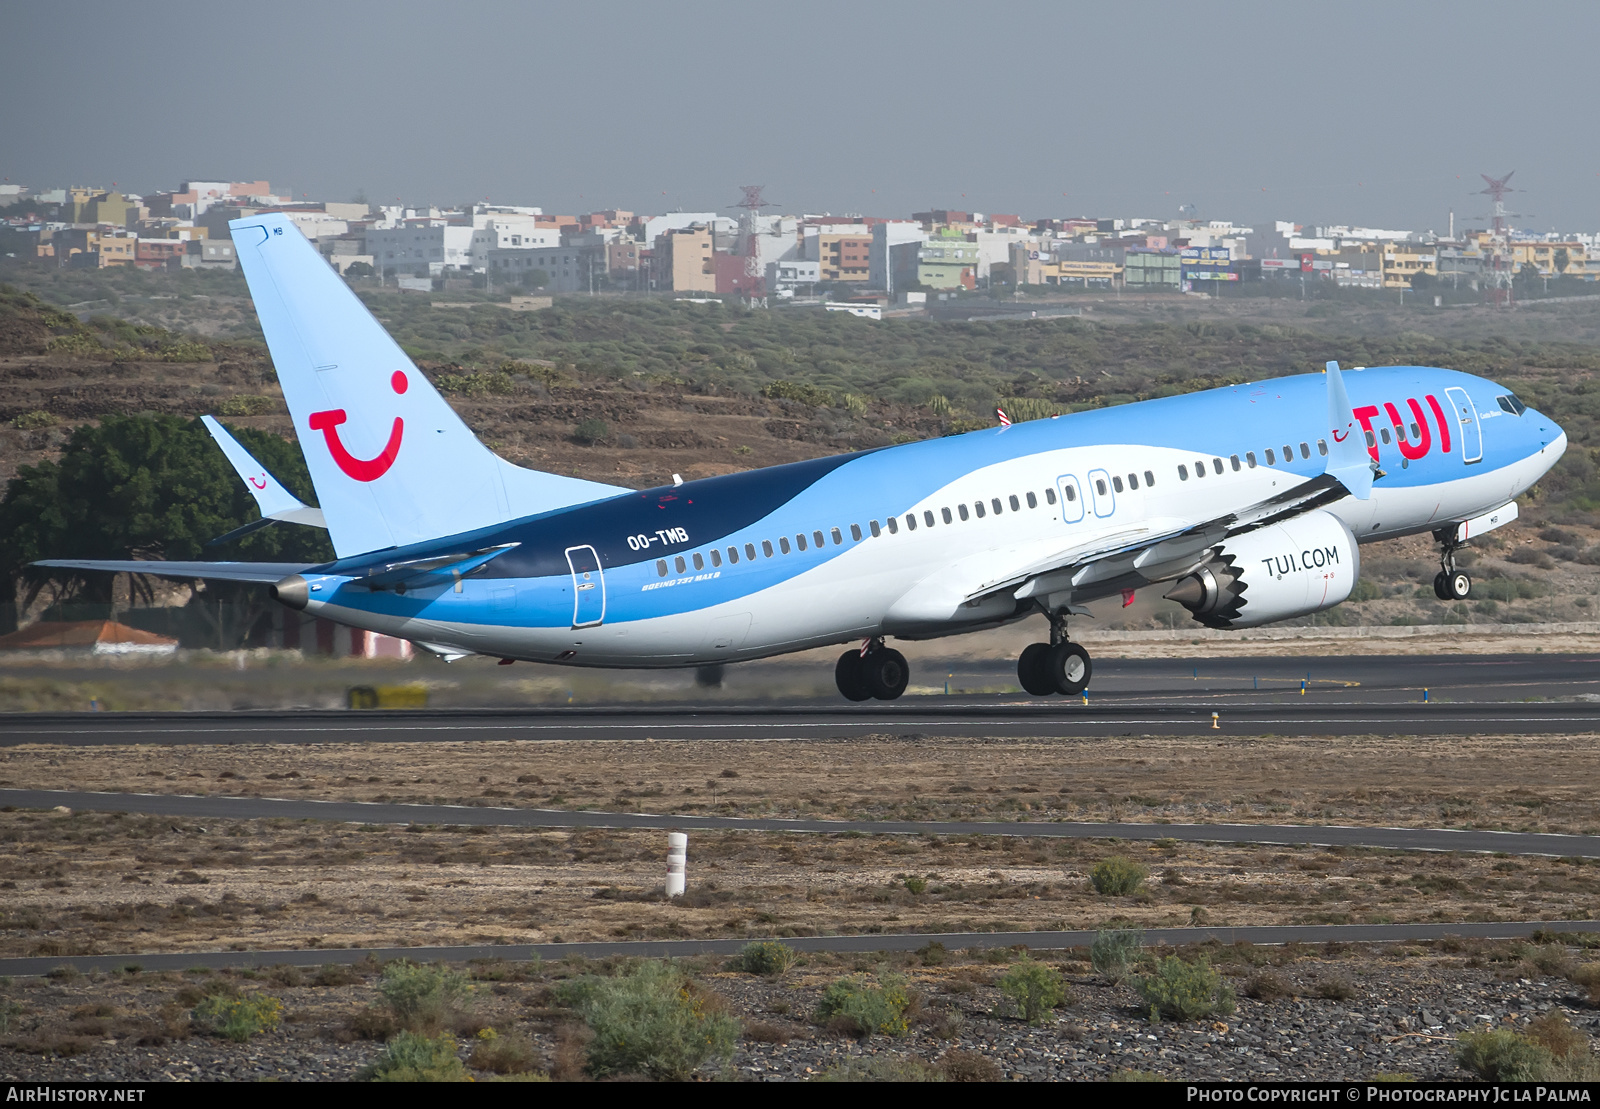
[732,185,771,306]
[1478,171,1518,308]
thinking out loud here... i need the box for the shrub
[14,410,57,430]
[562,961,737,1081]
[918,941,947,967]
[218,394,276,417]
[0,999,21,1035]
[467,1027,540,1075]
[1090,928,1144,984]
[735,941,797,977]
[1090,856,1147,896]
[1572,962,1600,1004]
[815,974,914,1038]
[363,1031,469,1082]
[996,959,1067,1024]
[573,417,609,444]
[1525,1013,1588,1061]
[903,876,927,894]
[378,961,469,1034]
[762,380,833,407]
[1457,1027,1556,1081]
[191,992,282,1042]
[941,1048,1000,1082]
[1315,977,1358,1001]
[1245,972,1290,1001]
[1134,957,1236,1022]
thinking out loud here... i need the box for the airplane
[38,213,1567,701]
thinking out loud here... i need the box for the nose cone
[270,574,309,610]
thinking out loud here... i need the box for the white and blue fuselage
[290,366,1563,668]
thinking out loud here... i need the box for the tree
[0,415,333,645]
[523,269,550,289]
[1555,248,1570,274]
[343,260,375,278]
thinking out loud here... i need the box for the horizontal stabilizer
[356,543,520,589]
[33,560,315,584]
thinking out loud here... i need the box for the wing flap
[33,560,313,584]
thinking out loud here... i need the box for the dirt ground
[1,734,1598,958]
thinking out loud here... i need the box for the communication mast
[731,185,771,307]
[1477,172,1519,308]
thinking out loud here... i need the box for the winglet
[202,415,327,528]
[1323,361,1374,500]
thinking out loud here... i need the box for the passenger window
[1245,452,1256,468]
[850,523,862,541]
[887,517,899,534]
[1265,448,1276,465]
[728,547,739,564]
[1410,422,1420,439]
[992,497,1003,514]
[674,555,686,573]
[1112,475,1124,492]
[693,553,704,570]
[1025,492,1037,508]
[1009,494,1020,511]
[1301,442,1311,459]
[1095,478,1107,496]
[813,530,825,547]
[657,559,668,577]
[796,534,807,551]
[1045,488,1057,505]
[1230,454,1241,471]
[869,520,881,537]
[1144,471,1154,487]
[958,503,970,521]
[1064,485,1077,501]
[941,507,952,524]
[779,536,791,553]
[1212,458,1224,474]
[709,550,721,568]
[1178,464,1189,480]
[924,511,935,527]
[1317,439,1328,456]
[832,527,843,545]
[1283,444,1292,460]
[1126,474,1138,490]
[973,502,984,518]
[1363,430,1375,447]
[748,543,759,560]
[1379,428,1390,444]
[905,514,917,531]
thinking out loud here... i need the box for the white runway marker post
[665,831,688,898]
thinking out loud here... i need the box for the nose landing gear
[835,639,909,701]
[1017,607,1093,697]
[1432,529,1472,601]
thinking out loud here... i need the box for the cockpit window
[1497,394,1527,416]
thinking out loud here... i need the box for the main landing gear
[835,639,910,701]
[1432,531,1472,601]
[1017,609,1093,697]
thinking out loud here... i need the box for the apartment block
[656,226,715,292]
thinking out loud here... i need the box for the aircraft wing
[201,416,327,529]
[32,560,313,584]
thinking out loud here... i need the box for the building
[178,238,237,270]
[1124,248,1181,289]
[870,221,924,290]
[607,238,643,287]
[96,234,136,267]
[1054,260,1122,287]
[900,231,979,289]
[133,239,187,270]
[1380,242,1437,288]
[67,190,137,227]
[1506,240,1588,279]
[485,243,604,291]
[655,226,715,292]
[766,259,820,296]
[365,221,476,275]
[815,232,872,282]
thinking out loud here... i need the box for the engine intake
[1164,510,1360,629]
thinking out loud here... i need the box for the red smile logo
[308,371,408,482]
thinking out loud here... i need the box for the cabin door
[564,545,606,628]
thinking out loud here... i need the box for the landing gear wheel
[1433,571,1452,601]
[1445,571,1471,600]
[834,650,871,702]
[1017,642,1056,696]
[1046,642,1093,696]
[863,647,910,701]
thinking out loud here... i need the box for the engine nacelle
[1164,510,1360,629]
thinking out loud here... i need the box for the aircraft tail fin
[228,214,626,557]
[1323,361,1375,500]
[201,415,326,528]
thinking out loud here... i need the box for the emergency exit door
[564,545,606,628]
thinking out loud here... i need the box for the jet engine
[1164,510,1360,629]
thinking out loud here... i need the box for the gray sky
[4,0,1598,233]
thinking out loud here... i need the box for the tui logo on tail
[308,370,409,482]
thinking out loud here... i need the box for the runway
[7,787,1598,859]
[2,654,1596,746]
[2,919,1596,979]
